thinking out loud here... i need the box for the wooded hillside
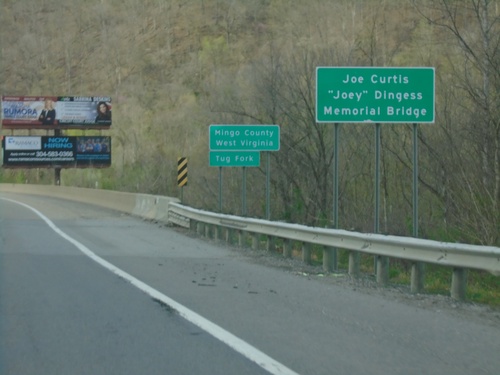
[1,0,499,246]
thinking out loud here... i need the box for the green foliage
[329,251,499,306]
[1,0,499,249]
[0,169,53,184]
[1,170,26,184]
[466,271,500,307]
[388,263,500,306]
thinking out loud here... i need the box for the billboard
[1,96,112,129]
[2,136,111,168]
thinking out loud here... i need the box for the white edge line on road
[1,197,300,375]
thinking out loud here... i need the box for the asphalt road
[1,193,499,375]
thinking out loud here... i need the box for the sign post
[177,157,187,203]
[209,124,280,217]
[316,67,435,284]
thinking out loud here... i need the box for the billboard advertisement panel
[1,96,112,129]
[2,136,111,168]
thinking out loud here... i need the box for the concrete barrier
[0,183,180,224]
[131,193,180,223]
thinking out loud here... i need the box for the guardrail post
[451,267,467,300]
[376,256,389,285]
[323,246,337,272]
[348,251,360,277]
[410,262,425,293]
[189,219,197,232]
[267,235,275,252]
[283,239,292,258]
[225,228,232,244]
[213,225,220,241]
[238,230,245,247]
[302,242,311,264]
[205,224,210,238]
[252,233,259,250]
[196,222,204,236]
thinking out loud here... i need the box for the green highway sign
[316,67,435,123]
[209,151,260,167]
[209,124,280,151]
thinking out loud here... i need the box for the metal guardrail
[168,202,500,300]
[3,184,498,301]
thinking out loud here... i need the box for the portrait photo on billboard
[1,96,112,129]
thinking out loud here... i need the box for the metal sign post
[316,66,435,282]
[333,124,339,230]
[218,166,222,213]
[413,123,419,237]
[374,123,381,277]
[177,157,187,203]
[209,124,280,217]
[242,167,247,216]
[266,152,271,220]
[411,123,425,292]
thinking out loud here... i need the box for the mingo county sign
[316,67,435,123]
[209,125,280,151]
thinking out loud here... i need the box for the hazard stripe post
[177,157,188,187]
[177,157,187,202]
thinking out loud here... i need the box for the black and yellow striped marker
[177,157,187,187]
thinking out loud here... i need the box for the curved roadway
[1,193,498,374]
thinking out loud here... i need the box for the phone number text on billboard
[2,136,111,168]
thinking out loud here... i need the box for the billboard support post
[55,168,61,186]
[54,128,62,185]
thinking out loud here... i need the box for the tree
[412,0,500,244]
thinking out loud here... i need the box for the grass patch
[388,261,500,306]
[322,249,499,306]
[217,230,500,307]
[465,270,500,306]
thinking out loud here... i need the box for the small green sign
[316,67,435,123]
[209,125,280,151]
[209,151,260,167]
